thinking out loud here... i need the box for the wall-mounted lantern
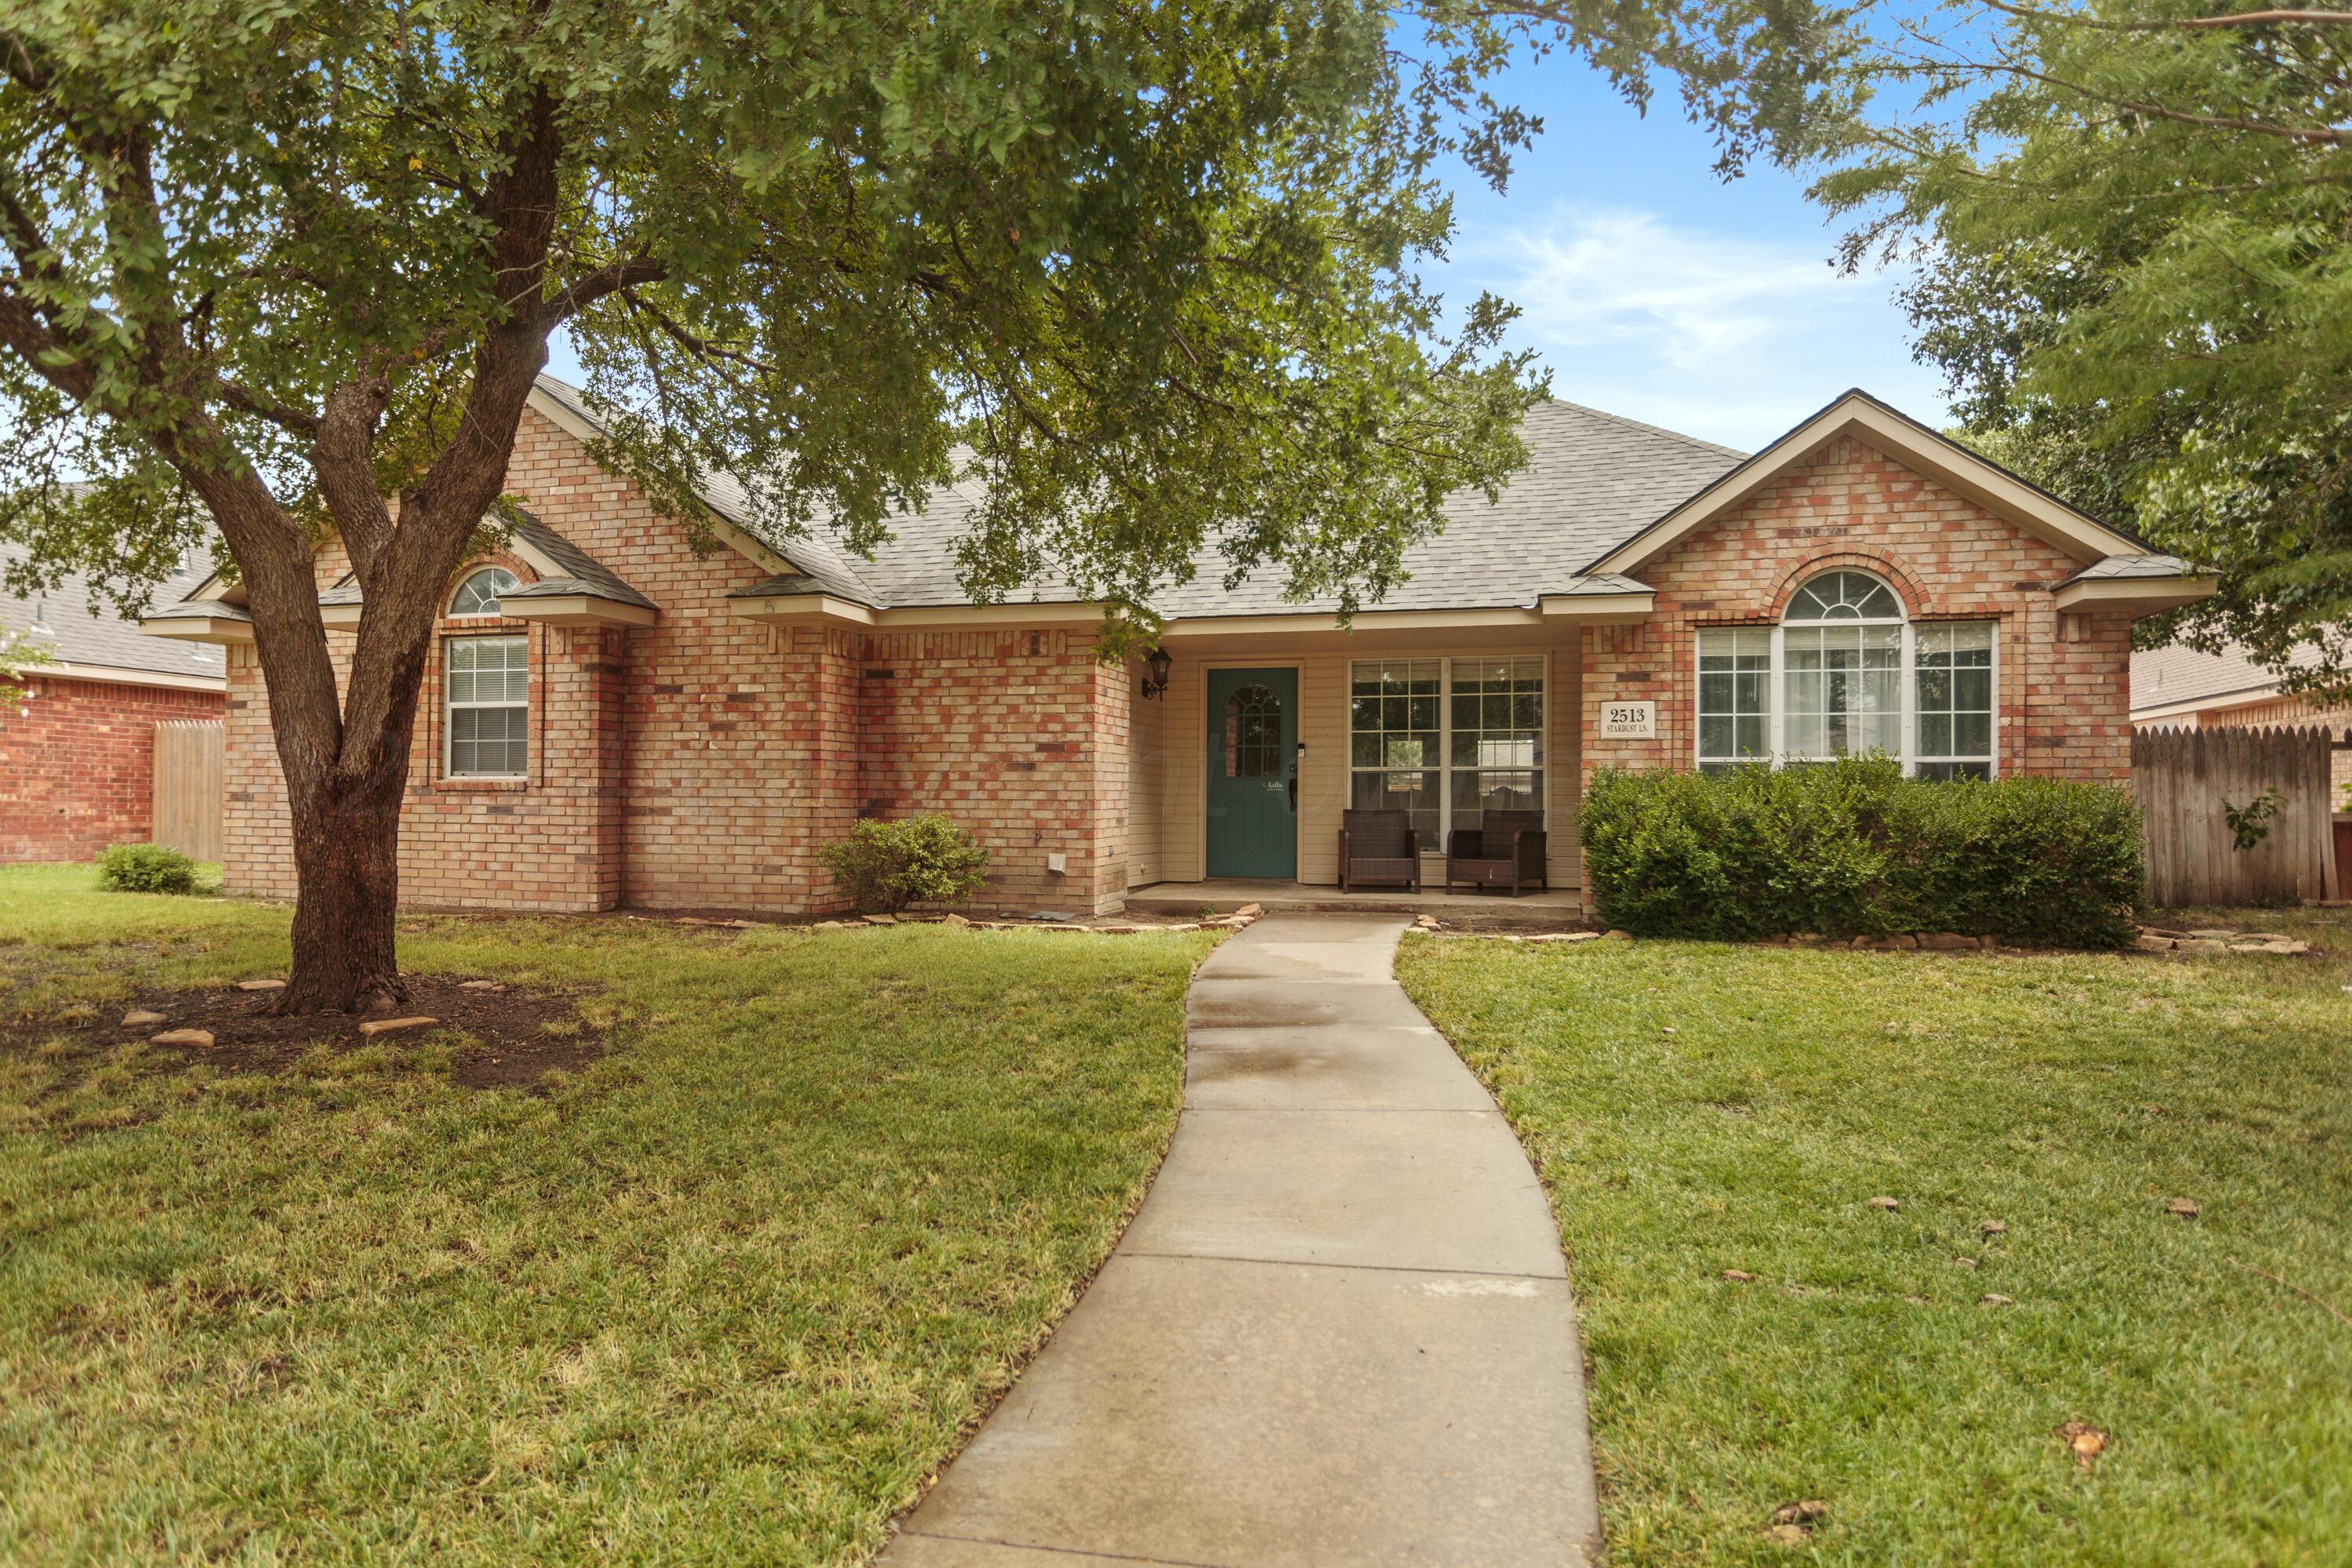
[1140,646,1173,701]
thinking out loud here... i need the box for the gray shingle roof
[316,506,657,613]
[2,542,226,681]
[2132,641,2326,714]
[539,376,1745,615]
[2066,554,2198,584]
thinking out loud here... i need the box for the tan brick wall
[220,408,1128,916]
[0,675,224,862]
[1581,434,2135,786]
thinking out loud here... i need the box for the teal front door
[1205,667,1298,879]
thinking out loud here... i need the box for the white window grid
[445,634,529,779]
[1695,615,2000,776]
[1347,655,1548,844]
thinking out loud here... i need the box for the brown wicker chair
[1445,810,1548,896]
[1338,808,1421,893]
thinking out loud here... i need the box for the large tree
[1465,2,2352,685]
[0,1,1543,1011]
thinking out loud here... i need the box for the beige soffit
[1589,390,2150,575]
[2052,575,2220,614]
[730,593,1661,637]
[497,593,660,628]
[524,383,799,580]
[137,609,254,644]
[25,659,227,693]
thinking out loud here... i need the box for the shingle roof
[2067,554,2198,584]
[536,376,1746,615]
[2,542,226,681]
[2132,641,2327,714]
[316,506,658,613]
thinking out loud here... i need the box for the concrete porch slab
[1123,879,1588,928]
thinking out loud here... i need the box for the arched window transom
[1784,569,1903,622]
[448,566,520,619]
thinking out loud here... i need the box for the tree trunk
[278,760,412,1014]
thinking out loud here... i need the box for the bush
[818,813,990,914]
[95,843,199,895]
[1580,757,2144,949]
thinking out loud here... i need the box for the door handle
[1287,772,1298,812]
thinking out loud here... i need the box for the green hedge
[1579,757,2143,949]
[95,842,198,895]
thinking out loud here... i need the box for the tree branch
[541,256,668,326]
[1986,2,2352,30]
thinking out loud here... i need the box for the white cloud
[1461,205,1948,450]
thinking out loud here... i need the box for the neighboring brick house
[142,382,2213,916]
[2,545,227,862]
[2133,641,2352,796]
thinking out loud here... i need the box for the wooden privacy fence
[151,719,223,862]
[2132,724,2343,907]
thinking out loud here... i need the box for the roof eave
[2053,575,2220,614]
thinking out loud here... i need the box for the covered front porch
[1119,604,1640,912]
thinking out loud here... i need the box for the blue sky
[1435,51,1947,452]
[549,52,1948,458]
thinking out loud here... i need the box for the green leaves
[0,0,1540,624]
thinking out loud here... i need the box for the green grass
[0,865,1211,1566]
[1396,913,2352,1566]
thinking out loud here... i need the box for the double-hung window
[1696,570,1996,778]
[1348,656,1544,841]
[446,636,529,779]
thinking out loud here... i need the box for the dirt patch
[2,975,601,1091]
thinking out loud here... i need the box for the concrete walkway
[881,913,1602,1568]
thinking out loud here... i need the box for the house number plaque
[1599,700,1656,739]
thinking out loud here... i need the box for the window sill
[434,777,529,793]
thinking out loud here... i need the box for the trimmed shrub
[818,813,991,914]
[1581,758,2143,949]
[95,843,198,895]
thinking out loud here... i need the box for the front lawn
[1397,916,2352,1565]
[0,865,1210,1566]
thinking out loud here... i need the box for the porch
[1121,878,1589,927]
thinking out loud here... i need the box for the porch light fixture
[1141,646,1172,700]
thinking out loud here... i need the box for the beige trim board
[24,660,227,694]
[137,612,254,644]
[500,593,661,628]
[321,602,362,631]
[2053,575,2219,613]
[1592,393,2147,575]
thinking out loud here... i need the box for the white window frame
[445,633,530,780]
[448,565,520,619]
[1347,653,1549,845]
[1693,572,2000,778]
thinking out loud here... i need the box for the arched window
[448,565,519,619]
[1223,682,1283,779]
[1781,570,1904,760]
[1695,567,1998,778]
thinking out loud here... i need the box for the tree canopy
[0,0,1552,1007]
[1468,0,2352,689]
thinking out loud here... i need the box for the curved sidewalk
[882,912,1602,1568]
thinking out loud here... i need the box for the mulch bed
[3,975,601,1091]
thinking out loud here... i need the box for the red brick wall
[850,629,1127,915]
[220,408,1128,916]
[1581,434,2136,785]
[0,675,224,862]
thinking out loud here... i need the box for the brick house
[141,380,2213,916]
[2,545,227,862]
[2133,641,2352,796]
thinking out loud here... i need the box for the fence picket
[151,719,223,862]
